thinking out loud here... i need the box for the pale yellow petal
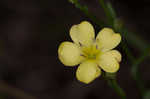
[70,21,95,46]
[76,61,101,84]
[96,28,121,52]
[97,50,121,73]
[58,41,82,66]
[110,50,122,62]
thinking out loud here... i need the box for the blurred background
[0,0,150,99]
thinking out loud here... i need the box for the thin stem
[69,0,106,28]
[98,1,149,97]
[107,79,126,99]
[98,0,114,26]
[69,0,148,52]
[69,0,150,98]
[106,2,116,20]
[70,0,127,98]
[120,40,135,63]
[98,0,148,52]
[131,47,150,97]
[120,28,148,52]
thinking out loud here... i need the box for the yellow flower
[58,21,121,84]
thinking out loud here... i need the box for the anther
[80,54,86,57]
[79,42,82,46]
[96,45,98,49]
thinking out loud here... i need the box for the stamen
[79,42,82,46]
[80,54,86,57]
[96,45,98,49]
[96,38,99,41]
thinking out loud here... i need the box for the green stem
[98,1,149,97]
[98,0,114,26]
[69,0,106,28]
[98,0,148,52]
[69,0,150,98]
[120,39,135,62]
[120,28,148,52]
[70,0,127,98]
[131,47,150,97]
[70,0,148,52]
[107,79,126,99]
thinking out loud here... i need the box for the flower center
[81,45,100,60]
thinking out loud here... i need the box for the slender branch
[102,4,136,62]
[69,0,148,52]
[68,0,106,28]
[70,0,127,98]
[0,81,36,99]
[131,47,150,97]
[98,0,148,52]
[69,0,150,98]
[107,79,126,99]
[98,0,114,26]
[120,39,135,63]
[98,1,150,97]
[120,28,148,52]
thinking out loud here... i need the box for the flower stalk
[69,0,148,52]
[103,72,126,99]
[131,47,150,97]
[69,0,105,28]
[98,0,150,98]
[68,0,150,99]
[107,79,126,99]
